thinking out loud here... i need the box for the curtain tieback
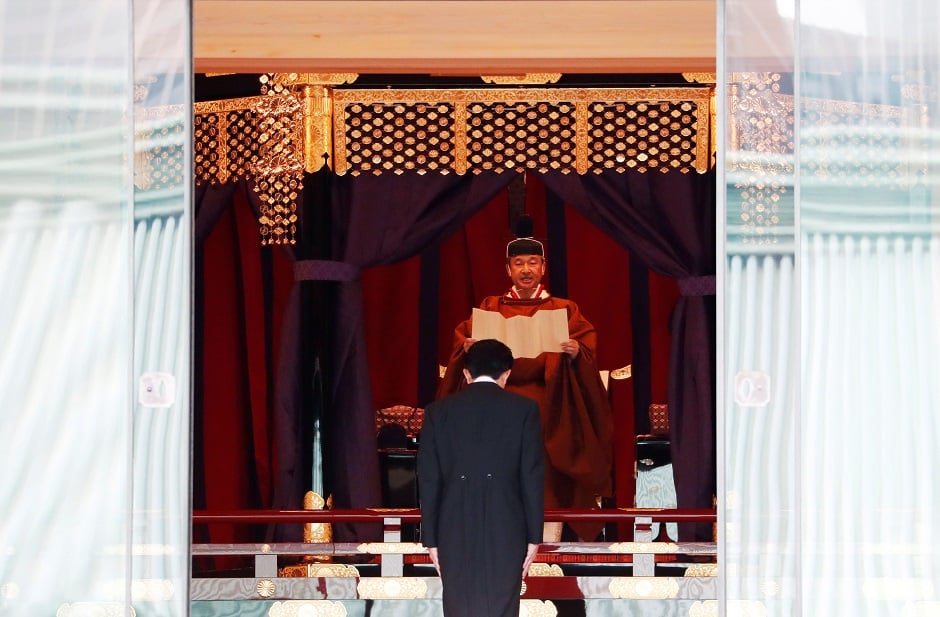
[294,260,360,282]
[678,275,716,296]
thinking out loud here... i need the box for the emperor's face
[506,254,546,295]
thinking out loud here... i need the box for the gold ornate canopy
[192,72,923,246]
[330,86,714,177]
[193,73,716,245]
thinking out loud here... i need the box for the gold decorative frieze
[194,95,306,217]
[251,93,304,245]
[193,96,304,203]
[356,542,425,554]
[481,74,562,85]
[195,95,294,186]
[608,541,679,554]
[520,599,559,617]
[683,73,716,84]
[262,73,359,92]
[332,87,712,176]
[609,364,632,380]
[195,84,715,245]
[279,563,360,578]
[527,563,564,577]
[303,491,333,544]
[609,577,679,599]
[684,563,718,577]
[256,579,276,598]
[356,577,428,599]
[269,600,348,617]
[259,73,357,173]
[302,85,334,172]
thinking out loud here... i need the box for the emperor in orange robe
[438,291,614,540]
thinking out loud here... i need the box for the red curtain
[197,185,294,564]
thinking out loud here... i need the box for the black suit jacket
[418,380,544,617]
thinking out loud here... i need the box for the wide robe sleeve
[437,316,473,399]
[542,300,613,498]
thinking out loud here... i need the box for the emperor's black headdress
[506,214,544,258]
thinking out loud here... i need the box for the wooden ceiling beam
[193,0,717,74]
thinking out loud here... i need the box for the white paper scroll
[470,308,569,358]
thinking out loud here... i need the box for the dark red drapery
[195,167,714,551]
[541,169,716,540]
[195,180,296,562]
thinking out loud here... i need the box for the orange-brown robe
[438,294,614,540]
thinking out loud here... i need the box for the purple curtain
[542,169,716,540]
[195,182,237,245]
[320,170,516,539]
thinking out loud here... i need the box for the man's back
[426,383,536,481]
[419,380,544,617]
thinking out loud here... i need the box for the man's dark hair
[465,339,514,379]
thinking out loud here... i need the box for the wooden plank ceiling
[193,0,718,75]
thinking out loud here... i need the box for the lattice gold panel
[466,100,577,172]
[195,96,272,184]
[194,88,712,245]
[195,95,305,244]
[332,88,712,176]
[588,100,701,173]
[342,101,456,175]
[224,108,263,179]
[193,113,225,182]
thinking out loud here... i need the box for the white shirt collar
[471,375,499,384]
[507,284,550,299]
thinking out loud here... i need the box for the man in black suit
[418,339,544,617]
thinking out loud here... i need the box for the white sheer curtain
[723,178,940,617]
[132,206,191,614]
[800,230,940,614]
[0,202,190,616]
[0,204,134,615]
[724,251,798,614]
[0,0,191,614]
[723,0,940,614]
